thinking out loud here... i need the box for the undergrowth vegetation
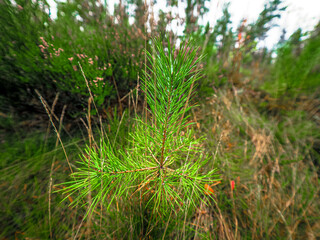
[1,0,319,239]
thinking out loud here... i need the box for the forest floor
[1,84,319,239]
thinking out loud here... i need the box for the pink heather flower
[73,65,77,71]
[17,5,23,10]
[51,35,54,40]
[96,77,103,81]
[104,67,107,70]
[95,55,98,61]
[230,180,235,191]
[76,54,81,59]
[68,57,73,61]
[108,63,111,67]
[49,53,52,58]
[80,54,85,58]
[93,79,98,83]
[39,46,45,53]
[39,37,49,48]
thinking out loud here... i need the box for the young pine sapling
[58,38,219,221]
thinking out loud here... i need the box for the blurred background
[0,0,319,239]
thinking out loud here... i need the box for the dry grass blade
[35,90,73,175]
[48,104,66,239]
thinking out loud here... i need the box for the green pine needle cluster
[58,39,220,219]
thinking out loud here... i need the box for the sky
[47,0,320,49]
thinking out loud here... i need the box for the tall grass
[197,88,320,239]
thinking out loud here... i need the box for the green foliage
[0,0,53,111]
[246,0,286,42]
[184,0,210,34]
[264,24,320,97]
[59,39,219,220]
[182,0,286,92]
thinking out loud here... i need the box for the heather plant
[58,39,220,226]
[37,35,113,108]
[39,0,146,110]
[0,0,147,116]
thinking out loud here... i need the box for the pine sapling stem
[160,86,172,166]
